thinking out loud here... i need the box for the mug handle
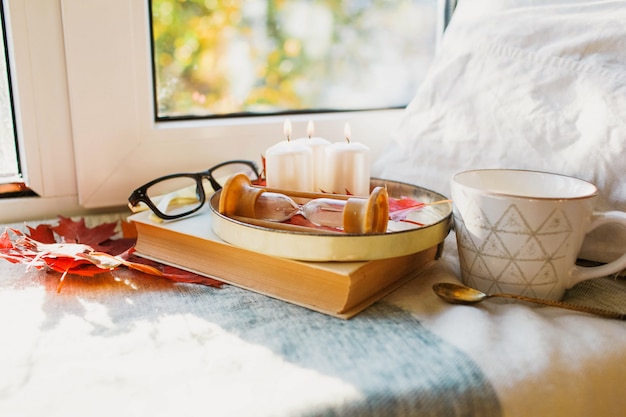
[571,210,626,284]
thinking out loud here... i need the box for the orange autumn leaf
[0,216,223,292]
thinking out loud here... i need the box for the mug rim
[452,169,599,200]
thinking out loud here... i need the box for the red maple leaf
[53,216,116,245]
[388,196,426,223]
[42,216,134,255]
[26,224,56,244]
[0,216,223,292]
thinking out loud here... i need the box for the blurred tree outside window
[151,0,437,119]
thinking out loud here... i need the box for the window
[151,0,436,119]
[0,0,447,223]
[0,0,78,222]
[0,2,19,184]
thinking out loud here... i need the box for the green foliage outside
[151,0,435,119]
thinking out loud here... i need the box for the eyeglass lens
[146,176,203,218]
[211,162,259,186]
[144,162,259,218]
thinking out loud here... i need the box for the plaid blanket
[2,215,625,416]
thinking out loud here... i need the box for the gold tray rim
[209,178,452,261]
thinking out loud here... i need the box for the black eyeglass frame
[128,159,260,220]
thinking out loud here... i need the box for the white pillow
[372,0,626,262]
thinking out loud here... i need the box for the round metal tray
[209,178,452,261]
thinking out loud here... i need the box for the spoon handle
[493,293,626,320]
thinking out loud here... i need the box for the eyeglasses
[128,160,261,220]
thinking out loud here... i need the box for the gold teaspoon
[432,282,626,320]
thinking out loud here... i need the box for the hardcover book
[129,208,441,318]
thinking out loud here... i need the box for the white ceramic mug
[451,169,626,300]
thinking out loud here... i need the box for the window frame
[61,0,417,209]
[0,0,80,223]
[0,0,449,223]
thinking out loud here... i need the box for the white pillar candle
[293,121,331,193]
[322,123,371,196]
[265,119,314,192]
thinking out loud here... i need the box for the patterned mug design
[451,169,626,301]
[455,202,573,299]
